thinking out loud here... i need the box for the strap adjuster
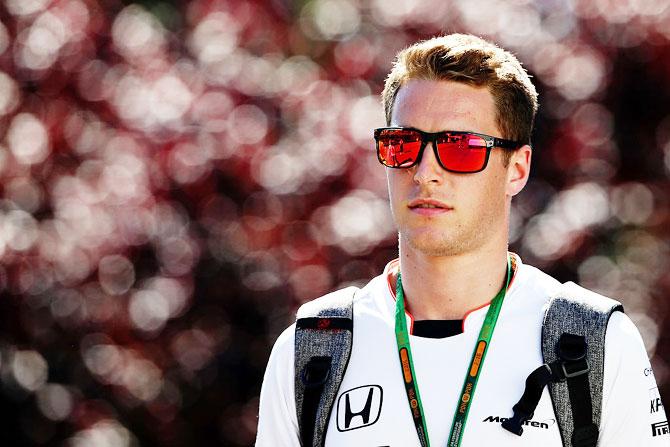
[561,359,589,378]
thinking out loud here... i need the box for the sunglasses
[374,127,522,173]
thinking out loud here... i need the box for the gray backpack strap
[294,286,357,447]
[542,281,624,447]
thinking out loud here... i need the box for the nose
[412,142,444,185]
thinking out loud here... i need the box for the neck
[396,241,511,320]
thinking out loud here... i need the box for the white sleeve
[255,324,301,447]
[598,312,669,446]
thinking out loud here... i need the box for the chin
[404,229,465,257]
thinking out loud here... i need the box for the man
[256,34,667,446]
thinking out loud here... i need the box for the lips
[407,198,453,210]
[407,198,453,215]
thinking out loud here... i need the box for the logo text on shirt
[652,420,669,437]
[651,398,664,414]
[483,415,555,430]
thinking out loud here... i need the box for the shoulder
[503,259,562,316]
[296,286,360,319]
[604,311,648,361]
[267,322,296,368]
[509,260,627,344]
[296,273,389,319]
[513,259,622,313]
[278,277,381,348]
[543,281,623,324]
[598,311,664,444]
[511,260,562,300]
[537,278,650,373]
[606,310,642,337]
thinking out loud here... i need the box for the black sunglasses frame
[374,127,522,174]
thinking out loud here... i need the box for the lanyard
[394,255,512,447]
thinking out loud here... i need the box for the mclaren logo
[336,385,383,431]
[484,415,555,430]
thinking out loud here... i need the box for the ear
[506,145,532,197]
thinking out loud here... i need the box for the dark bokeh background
[0,0,669,445]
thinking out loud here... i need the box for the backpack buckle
[301,356,332,389]
[502,404,534,436]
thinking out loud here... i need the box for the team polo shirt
[256,254,668,446]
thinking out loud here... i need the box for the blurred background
[0,0,668,445]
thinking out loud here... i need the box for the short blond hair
[382,34,538,164]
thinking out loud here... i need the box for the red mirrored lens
[436,134,488,172]
[377,130,422,167]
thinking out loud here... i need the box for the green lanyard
[394,255,512,447]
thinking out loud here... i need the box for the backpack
[294,281,623,447]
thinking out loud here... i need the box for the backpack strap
[294,287,357,447]
[502,281,623,447]
[542,282,623,446]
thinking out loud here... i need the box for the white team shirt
[256,254,668,446]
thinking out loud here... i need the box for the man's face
[387,79,518,257]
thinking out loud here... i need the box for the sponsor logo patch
[652,420,669,437]
[336,385,383,431]
[651,397,664,414]
[650,386,664,414]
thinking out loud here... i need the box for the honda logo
[336,385,383,431]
